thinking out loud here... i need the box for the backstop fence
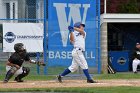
[0,0,101,76]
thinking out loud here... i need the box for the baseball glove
[36,61,46,66]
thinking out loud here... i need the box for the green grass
[0,87,140,93]
[0,73,140,92]
[31,73,140,80]
[94,73,140,80]
[0,75,56,81]
[0,73,140,81]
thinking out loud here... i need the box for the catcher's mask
[14,43,26,53]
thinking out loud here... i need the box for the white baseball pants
[132,59,140,72]
[68,48,88,72]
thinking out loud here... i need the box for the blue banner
[48,0,97,67]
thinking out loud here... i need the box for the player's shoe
[57,75,63,83]
[87,79,97,83]
[3,79,8,83]
[134,71,138,74]
[14,77,24,82]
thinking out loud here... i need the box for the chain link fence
[0,0,45,75]
[0,0,100,76]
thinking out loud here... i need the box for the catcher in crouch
[3,43,45,83]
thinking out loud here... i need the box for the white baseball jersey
[68,30,88,72]
[72,30,86,51]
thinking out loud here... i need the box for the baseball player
[57,22,96,83]
[3,43,45,83]
[132,43,140,73]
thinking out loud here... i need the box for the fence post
[43,0,47,75]
[98,0,101,74]
[36,52,40,74]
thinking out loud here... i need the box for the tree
[118,0,139,13]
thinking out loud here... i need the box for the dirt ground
[0,79,140,89]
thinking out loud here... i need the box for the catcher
[3,43,45,83]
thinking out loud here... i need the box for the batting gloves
[68,26,74,33]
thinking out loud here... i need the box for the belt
[74,47,83,52]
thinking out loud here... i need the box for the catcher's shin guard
[3,66,17,83]
[14,67,30,82]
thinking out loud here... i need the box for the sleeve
[8,56,13,63]
[24,54,30,61]
[8,54,17,63]
[84,31,86,38]
[69,32,75,44]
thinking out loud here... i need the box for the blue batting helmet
[74,22,85,28]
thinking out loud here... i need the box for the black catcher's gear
[8,52,30,67]
[14,43,27,59]
[14,43,25,53]
[14,67,30,82]
[3,66,18,83]
[4,43,38,83]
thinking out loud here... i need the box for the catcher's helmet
[14,43,25,52]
